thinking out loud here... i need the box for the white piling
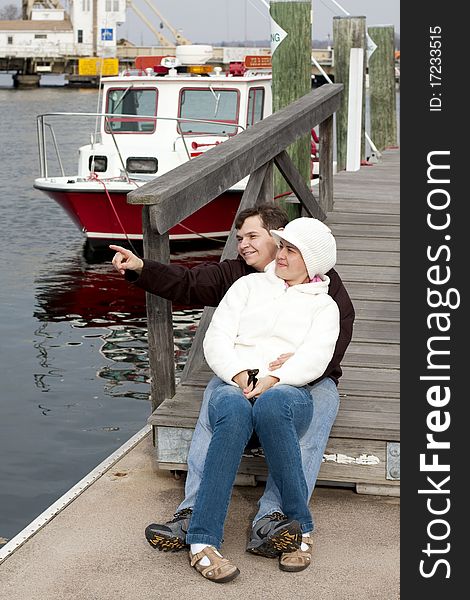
[346,48,364,172]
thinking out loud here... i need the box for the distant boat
[34,46,274,251]
[34,46,324,252]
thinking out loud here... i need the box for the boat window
[178,88,239,135]
[105,87,158,133]
[89,155,107,172]
[126,157,158,174]
[246,88,265,128]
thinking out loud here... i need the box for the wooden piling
[270,0,312,219]
[142,208,175,412]
[333,16,367,171]
[319,114,334,212]
[368,25,397,151]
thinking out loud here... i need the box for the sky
[1,1,400,45]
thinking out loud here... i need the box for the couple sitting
[111,206,354,584]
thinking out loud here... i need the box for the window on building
[34,34,47,39]
[7,36,13,45]
[246,88,265,128]
[106,88,158,133]
[77,30,83,44]
[178,88,239,135]
[106,0,119,11]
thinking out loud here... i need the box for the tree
[0,3,20,20]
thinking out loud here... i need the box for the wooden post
[333,16,366,171]
[257,161,274,206]
[319,114,334,212]
[142,207,176,413]
[270,0,312,219]
[368,25,397,151]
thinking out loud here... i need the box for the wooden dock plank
[334,236,399,252]
[337,249,399,267]
[150,390,399,436]
[332,199,400,215]
[351,319,400,343]
[343,348,399,369]
[327,212,399,226]
[327,223,399,238]
[350,299,399,320]
[332,187,399,202]
[339,281,399,301]
[335,264,399,284]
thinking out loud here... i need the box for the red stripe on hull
[40,188,242,242]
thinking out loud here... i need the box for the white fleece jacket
[203,262,340,387]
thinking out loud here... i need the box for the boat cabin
[78,68,272,185]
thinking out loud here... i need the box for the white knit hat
[270,217,336,278]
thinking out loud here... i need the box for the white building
[68,0,126,56]
[0,1,126,59]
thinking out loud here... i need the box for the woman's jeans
[178,376,340,530]
[186,383,314,549]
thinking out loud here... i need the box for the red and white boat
[34,46,273,251]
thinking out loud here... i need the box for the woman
[185,217,340,583]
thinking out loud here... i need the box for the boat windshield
[246,88,265,128]
[178,88,239,135]
[105,87,158,133]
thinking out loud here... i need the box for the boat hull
[35,184,241,246]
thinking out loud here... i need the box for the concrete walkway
[0,432,399,600]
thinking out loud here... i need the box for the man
[110,204,355,571]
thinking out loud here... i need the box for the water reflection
[33,245,221,400]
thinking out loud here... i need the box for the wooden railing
[127,83,343,412]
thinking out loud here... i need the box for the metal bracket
[386,442,400,480]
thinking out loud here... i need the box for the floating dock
[0,429,399,599]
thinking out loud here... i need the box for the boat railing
[36,112,246,179]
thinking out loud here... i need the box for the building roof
[0,19,73,32]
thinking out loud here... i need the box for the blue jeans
[185,383,313,548]
[177,375,340,531]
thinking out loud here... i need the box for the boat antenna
[247,0,269,19]
[208,85,221,117]
[91,56,105,173]
[328,0,350,17]
[112,85,135,113]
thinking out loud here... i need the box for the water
[0,78,222,545]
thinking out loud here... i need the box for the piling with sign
[270,0,312,218]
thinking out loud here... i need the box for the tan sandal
[189,546,240,583]
[279,537,313,572]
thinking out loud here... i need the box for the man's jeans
[178,375,340,531]
[186,383,313,549]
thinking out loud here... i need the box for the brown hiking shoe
[145,508,192,552]
[246,512,302,558]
